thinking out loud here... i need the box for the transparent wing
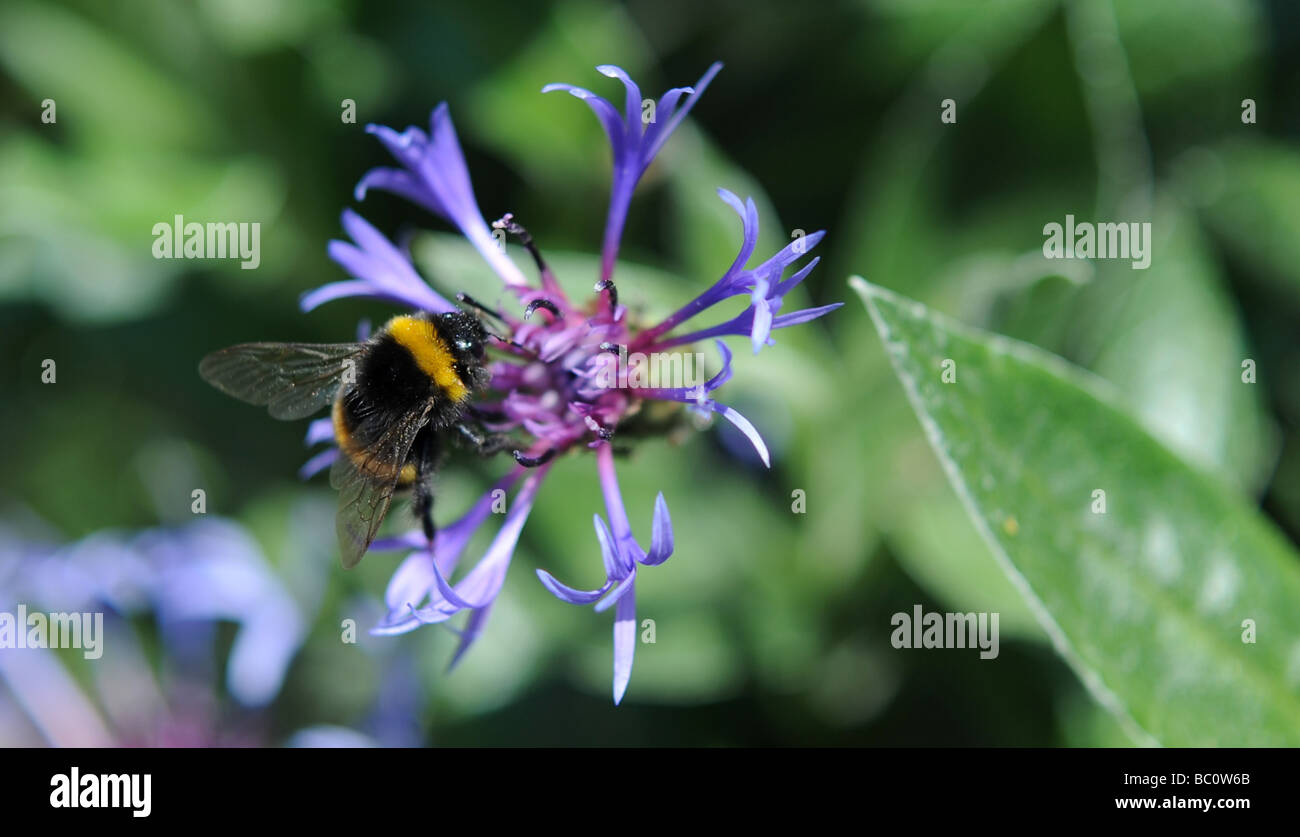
[198,342,365,420]
[331,401,433,569]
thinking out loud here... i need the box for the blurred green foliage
[1,0,1298,745]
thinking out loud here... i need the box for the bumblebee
[200,302,540,568]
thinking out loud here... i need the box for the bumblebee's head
[434,311,492,391]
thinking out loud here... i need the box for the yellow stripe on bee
[331,398,352,449]
[385,315,469,402]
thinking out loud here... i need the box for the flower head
[301,63,840,703]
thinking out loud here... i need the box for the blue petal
[536,568,611,605]
[354,166,426,206]
[297,448,337,480]
[645,61,722,161]
[716,403,771,467]
[772,302,843,329]
[772,252,823,297]
[594,566,637,614]
[593,514,620,579]
[641,493,674,566]
[448,605,494,672]
[299,280,378,312]
[612,587,638,705]
[541,83,625,156]
[750,299,773,355]
[595,64,642,138]
[383,548,435,612]
[717,189,759,278]
[304,418,334,446]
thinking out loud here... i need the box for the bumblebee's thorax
[381,314,472,403]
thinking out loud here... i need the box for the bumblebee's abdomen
[332,395,419,486]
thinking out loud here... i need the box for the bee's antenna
[488,332,534,355]
[454,293,537,357]
[456,292,508,327]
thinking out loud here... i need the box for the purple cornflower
[302,63,840,704]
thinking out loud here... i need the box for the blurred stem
[1064,0,1155,366]
[1065,0,1153,218]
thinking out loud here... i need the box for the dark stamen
[512,448,557,468]
[524,298,562,321]
[493,213,548,274]
[594,278,618,313]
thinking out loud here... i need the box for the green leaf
[852,277,1300,746]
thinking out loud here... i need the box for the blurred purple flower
[0,519,315,746]
[300,63,839,703]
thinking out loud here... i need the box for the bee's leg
[455,421,515,457]
[454,420,552,466]
[413,431,440,547]
[467,405,510,423]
